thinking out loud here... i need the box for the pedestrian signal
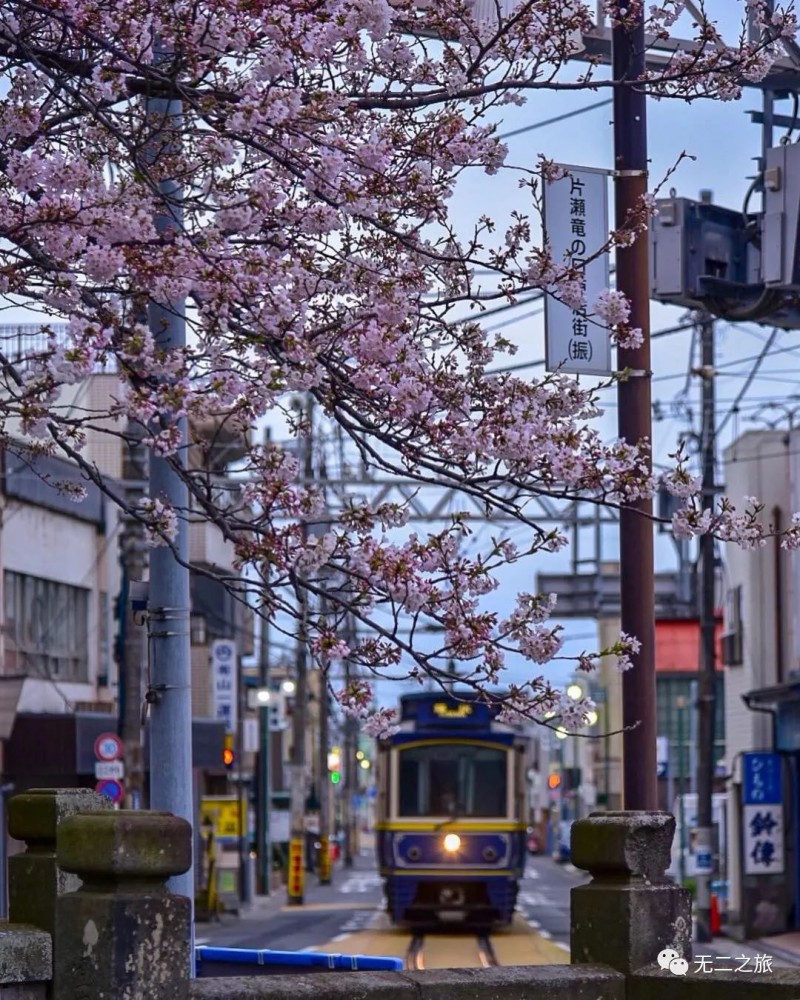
[328,748,342,784]
[548,773,561,790]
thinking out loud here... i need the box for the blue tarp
[195,946,404,978]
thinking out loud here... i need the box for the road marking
[526,919,541,929]
[339,874,383,894]
[517,891,552,907]
[553,941,570,952]
[331,933,351,943]
[522,868,539,879]
[539,929,552,939]
[279,901,376,912]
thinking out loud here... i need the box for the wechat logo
[658,948,688,976]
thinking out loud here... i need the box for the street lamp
[567,683,583,702]
[281,679,296,695]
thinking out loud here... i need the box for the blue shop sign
[743,752,782,806]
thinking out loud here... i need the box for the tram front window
[397,744,508,817]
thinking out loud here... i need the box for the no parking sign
[96,779,124,804]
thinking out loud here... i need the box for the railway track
[405,933,499,970]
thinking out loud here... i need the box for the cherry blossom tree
[0,0,797,735]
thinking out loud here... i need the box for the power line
[484,320,696,376]
[496,99,614,141]
[712,325,779,445]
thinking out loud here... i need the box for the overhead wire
[495,99,614,141]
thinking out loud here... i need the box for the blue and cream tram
[375,691,528,928]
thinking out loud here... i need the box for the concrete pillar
[570,810,692,974]
[54,810,192,1000]
[8,788,112,936]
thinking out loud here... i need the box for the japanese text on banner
[543,165,611,376]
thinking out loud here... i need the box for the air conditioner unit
[721,631,743,667]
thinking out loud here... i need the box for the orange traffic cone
[710,893,721,936]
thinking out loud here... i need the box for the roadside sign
[695,848,713,875]
[656,736,669,778]
[743,803,785,875]
[200,796,241,840]
[94,732,123,762]
[543,163,612,376]
[95,761,125,780]
[211,640,238,734]
[288,838,304,899]
[742,753,784,876]
[96,779,124,804]
[743,752,782,804]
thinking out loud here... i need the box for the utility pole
[612,1,657,811]
[695,306,717,941]
[341,607,359,868]
[118,423,148,809]
[257,611,272,896]
[287,396,313,904]
[318,660,332,885]
[145,44,194,906]
[677,696,687,887]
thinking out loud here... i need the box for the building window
[3,571,90,682]
[656,674,725,784]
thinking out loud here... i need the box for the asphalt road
[516,855,589,949]
[196,851,584,954]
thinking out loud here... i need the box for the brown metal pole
[612,3,657,811]
[695,312,717,941]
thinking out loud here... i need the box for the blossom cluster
[0,0,798,735]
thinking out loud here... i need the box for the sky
[5,2,800,709]
[407,0,800,702]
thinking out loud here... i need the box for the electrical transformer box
[762,141,800,289]
[649,197,756,308]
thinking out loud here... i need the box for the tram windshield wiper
[435,814,461,830]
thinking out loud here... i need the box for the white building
[720,429,798,938]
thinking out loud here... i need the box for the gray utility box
[649,196,759,308]
[763,141,800,288]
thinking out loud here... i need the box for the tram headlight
[443,833,461,853]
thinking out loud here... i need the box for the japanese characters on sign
[742,752,784,876]
[211,639,238,735]
[543,164,611,376]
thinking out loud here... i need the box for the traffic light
[547,773,561,790]
[223,733,235,769]
[328,748,341,784]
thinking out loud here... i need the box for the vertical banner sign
[211,639,238,734]
[742,752,784,875]
[288,838,304,898]
[543,164,612,376]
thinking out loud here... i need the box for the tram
[375,691,528,928]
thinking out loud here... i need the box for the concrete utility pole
[119,423,148,809]
[145,47,194,905]
[695,308,717,941]
[611,1,657,811]
[287,397,314,904]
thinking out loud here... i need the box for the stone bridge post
[54,809,192,1000]
[569,811,692,973]
[8,788,112,937]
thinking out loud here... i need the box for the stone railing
[0,790,796,998]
